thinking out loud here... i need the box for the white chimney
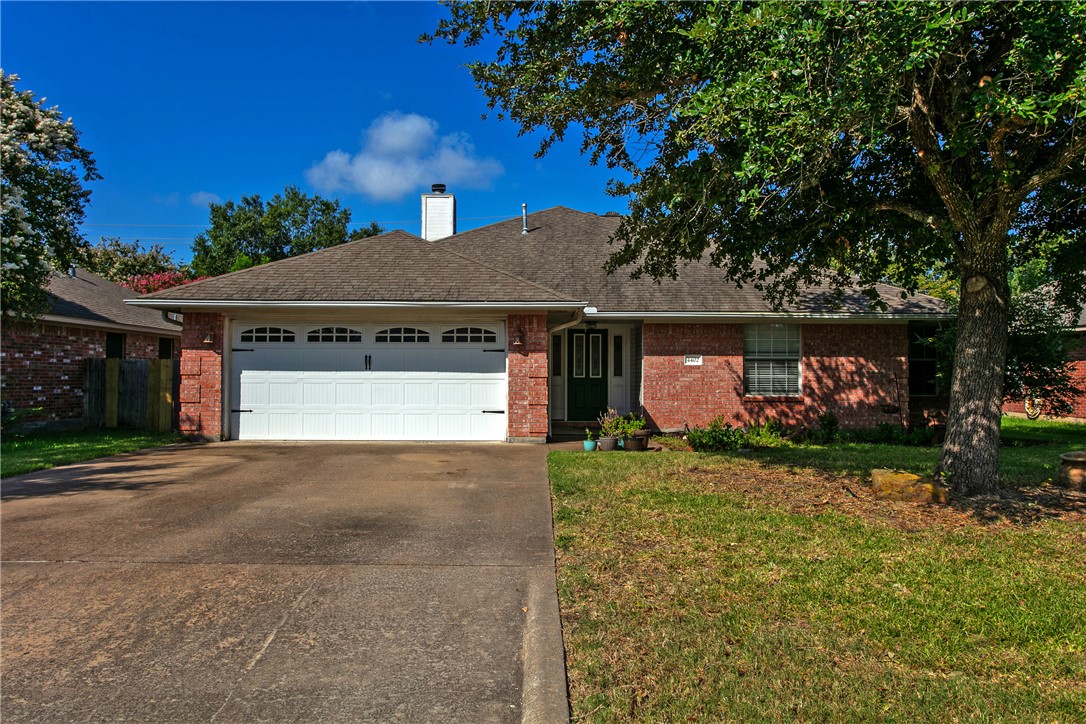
[421,183,455,241]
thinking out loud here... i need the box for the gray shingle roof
[139,230,580,304]
[45,268,181,334]
[443,207,948,316]
[134,208,947,317]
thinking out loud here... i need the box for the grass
[695,416,1086,486]
[550,418,1086,722]
[1,427,185,478]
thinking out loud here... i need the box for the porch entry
[567,329,608,420]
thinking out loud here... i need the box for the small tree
[1,71,100,317]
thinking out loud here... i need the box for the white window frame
[375,326,431,343]
[743,324,801,396]
[440,326,498,345]
[306,326,365,343]
[238,326,297,344]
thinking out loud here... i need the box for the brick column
[179,313,224,440]
[506,313,549,442]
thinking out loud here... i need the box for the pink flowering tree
[123,270,208,294]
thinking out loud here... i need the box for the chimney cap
[431,183,447,194]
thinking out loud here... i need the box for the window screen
[743,324,801,396]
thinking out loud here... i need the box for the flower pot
[1059,451,1086,490]
[583,440,597,451]
[624,435,648,451]
[597,436,619,451]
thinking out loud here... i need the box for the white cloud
[189,191,221,207]
[305,112,504,202]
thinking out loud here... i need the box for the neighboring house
[129,187,948,442]
[1004,304,1086,421]
[1,267,182,424]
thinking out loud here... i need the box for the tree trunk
[938,237,1010,496]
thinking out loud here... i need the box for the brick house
[1004,306,1086,421]
[1,268,182,425]
[129,188,948,442]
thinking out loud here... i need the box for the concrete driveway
[1,443,567,723]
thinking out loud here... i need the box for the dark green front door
[567,329,608,421]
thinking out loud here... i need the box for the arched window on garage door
[375,326,430,343]
[307,327,364,343]
[240,326,296,343]
[441,326,497,344]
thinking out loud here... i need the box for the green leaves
[1,71,100,318]
[189,186,381,277]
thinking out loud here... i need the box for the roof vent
[68,264,77,277]
[522,204,528,235]
[431,183,447,194]
[602,211,621,217]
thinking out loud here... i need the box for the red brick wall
[641,322,910,431]
[507,314,549,441]
[1003,333,1086,420]
[179,313,224,439]
[1,321,176,422]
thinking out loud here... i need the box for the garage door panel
[231,323,508,441]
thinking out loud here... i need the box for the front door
[567,329,608,421]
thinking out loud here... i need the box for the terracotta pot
[1059,451,1086,490]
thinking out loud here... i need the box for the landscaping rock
[871,469,950,504]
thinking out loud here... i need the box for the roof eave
[584,310,954,322]
[35,313,182,337]
[125,299,587,311]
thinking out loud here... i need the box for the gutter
[124,299,587,311]
[583,310,954,321]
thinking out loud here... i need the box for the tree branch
[902,79,977,237]
[1016,131,1086,204]
[871,201,953,242]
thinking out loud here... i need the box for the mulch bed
[681,460,1086,532]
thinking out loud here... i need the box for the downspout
[545,308,587,439]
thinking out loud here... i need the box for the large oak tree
[430,0,1086,495]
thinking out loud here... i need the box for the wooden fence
[84,359,180,432]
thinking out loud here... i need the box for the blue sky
[1,1,625,264]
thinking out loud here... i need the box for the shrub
[743,418,787,448]
[686,423,745,452]
[817,411,840,443]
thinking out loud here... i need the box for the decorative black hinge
[232,348,255,352]
[481,410,506,414]
[482,349,506,353]
[232,409,253,413]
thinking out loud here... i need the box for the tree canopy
[431,0,1086,494]
[80,236,181,284]
[190,186,383,277]
[1,70,100,318]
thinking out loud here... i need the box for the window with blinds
[744,324,801,396]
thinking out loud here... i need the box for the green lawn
[1,428,185,478]
[727,416,1085,486]
[550,418,1086,722]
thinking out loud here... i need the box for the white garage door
[229,322,508,441]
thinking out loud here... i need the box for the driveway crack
[209,570,326,722]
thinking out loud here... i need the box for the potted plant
[596,408,621,451]
[622,413,649,451]
[583,428,597,452]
